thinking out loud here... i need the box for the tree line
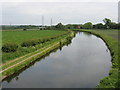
[65,18,120,29]
[1,18,120,30]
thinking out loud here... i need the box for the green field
[2,30,67,45]
[86,30,118,41]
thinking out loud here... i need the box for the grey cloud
[2,2,118,25]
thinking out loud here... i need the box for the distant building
[118,1,120,23]
[38,26,46,30]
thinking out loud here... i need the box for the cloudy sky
[0,0,119,25]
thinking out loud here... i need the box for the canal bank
[78,30,119,88]
[1,31,75,81]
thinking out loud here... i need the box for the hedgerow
[2,43,18,53]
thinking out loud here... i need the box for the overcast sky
[0,0,119,25]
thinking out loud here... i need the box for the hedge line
[2,43,18,53]
[2,31,70,53]
[21,31,70,47]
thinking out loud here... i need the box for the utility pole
[10,22,11,26]
[50,18,52,30]
[51,18,52,26]
[118,1,120,23]
[42,16,44,30]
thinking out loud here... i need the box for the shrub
[21,40,35,47]
[21,40,31,47]
[21,32,69,47]
[21,39,43,47]
[2,43,18,53]
[66,36,72,42]
[23,29,27,31]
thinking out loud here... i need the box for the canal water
[2,32,112,88]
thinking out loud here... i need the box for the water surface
[2,32,112,88]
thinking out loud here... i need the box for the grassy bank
[77,29,119,88]
[1,31,75,80]
[2,30,68,63]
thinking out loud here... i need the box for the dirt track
[0,42,59,73]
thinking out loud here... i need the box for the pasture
[87,30,118,41]
[2,30,67,45]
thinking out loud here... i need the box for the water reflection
[81,32,92,36]
[3,43,69,83]
[2,32,112,88]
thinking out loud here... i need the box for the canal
[2,32,112,88]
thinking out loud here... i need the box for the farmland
[84,30,118,41]
[2,30,67,45]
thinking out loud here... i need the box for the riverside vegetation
[1,30,75,80]
[2,30,68,63]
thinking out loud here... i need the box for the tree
[23,28,27,31]
[65,24,81,29]
[82,22,93,29]
[93,23,105,29]
[65,24,72,29]
[103,18,112,29]
[118,23,120,29]
[55,23,65,30]
[109,22,118,29]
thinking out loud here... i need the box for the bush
[21,40,30,47]
[66,36,72,42]
[21,40,35,47]
[21,39,43,47]
[2,43,18,53]
[23,29,27,31]
[21,32,70,47]
[40,38,51,44]
[82,22,93,29]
